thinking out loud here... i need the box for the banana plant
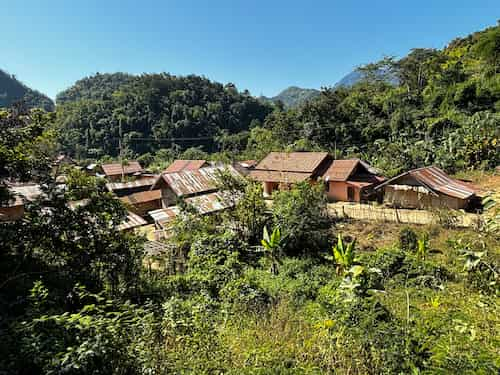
[330,234,356,275]
[416,234,429,261]
[261,226,283,275]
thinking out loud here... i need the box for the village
[0,151,489,258]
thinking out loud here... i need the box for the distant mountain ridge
[0,69,54,111]
[335,68,399,88]
[260,86,321,108]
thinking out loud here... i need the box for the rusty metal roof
[148,191,236,226]
[255,152,330,173]
[118,211,147,231]
[164,160,208,173]
[106,177,157,192]
[148,206,180,226]
[152,165,240,197]
[121,190,161,205]
[101,161,143,177]
[3,184,43,207]
[249,170,312,183]
[185,191,236,214]
[323,159,381,182]
[375,166,477,200]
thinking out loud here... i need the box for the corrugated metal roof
[106,177,157,192]
[3,184,43,207]
[324,159,360,181]
[375,166,477,200]
[323,159,380,182]
[118,211,147,231]
[249,170,312,183]
[185,191,236,215]
[148,191,236,226]
[152,165,240,197]
[164,160,208,173]
[101,161,143,177]
[121,190,161,205]
[255,152,330,173]
[148,206,180,226]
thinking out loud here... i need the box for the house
[164,159,209,173]
[120,190,162,217]
[0,184,42,221]
[249,152,332,196]
[374,166,478,210]
[101,161,143,181]
[106,177,157,197]
[323,159,385,202]
[148,191,236,231]
[150,165,239,208]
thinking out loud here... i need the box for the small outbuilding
[249,152,332,196]
[374,166,478,210]
[323,159,385,202]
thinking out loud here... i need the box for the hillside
[0,69,54,111]
[56,72,135,104]
[56,73,273,158]
[260,86,320,107]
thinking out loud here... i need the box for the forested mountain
[259,86,320,107]
[56,74,273,158]
[251,23,500,175]
[0,69,54,111]
[56,72,135,104]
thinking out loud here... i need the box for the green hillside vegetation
[259,86,321,108]
[56,73,273,159]
[55,72,135,104]
[0,69,54,111]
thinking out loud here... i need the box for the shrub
[399,227,418,252]
[220,275,271,313]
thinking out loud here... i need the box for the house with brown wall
[121,190,162,217]
[374,166,478,210]
[323,159,385,202]
[249,152,332,196]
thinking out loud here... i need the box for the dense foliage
[259,86,321,108]
[0,69,54,111]
[56,73,273,159]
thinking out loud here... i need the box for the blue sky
[2,0,499,99]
